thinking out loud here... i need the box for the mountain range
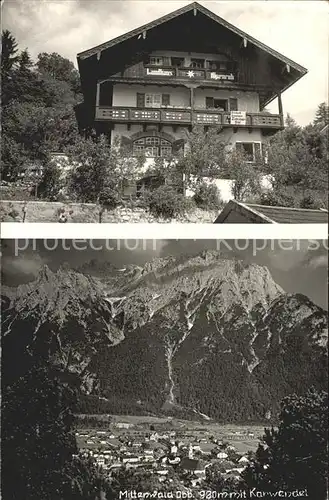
[2,250,327,422]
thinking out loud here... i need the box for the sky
[2,0,328,125]
[1,239,328,309]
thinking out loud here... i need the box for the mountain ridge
[2,252,327,422]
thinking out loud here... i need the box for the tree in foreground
[66,134,142,211]
[1,360,105,499]
[261,108,329,209]
[176,125,226,191]
[226,148,262,201]
[241,389,328,499]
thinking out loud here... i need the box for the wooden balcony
[95,106,283,131]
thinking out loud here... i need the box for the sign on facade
[146,68,174,76]
[230,111,246,125]
[210,72,234,81]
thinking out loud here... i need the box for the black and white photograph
[1,238,328,499]
[1,0,328,499]
[1,1,328,223]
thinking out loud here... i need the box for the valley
[75,413,266,488]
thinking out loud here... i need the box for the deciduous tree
[177,125,227,190]
[227,149,262,201]
[66,135,140,209]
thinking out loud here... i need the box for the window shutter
[229,98,238,111]
[161,94,170,106]
[162,56,171,66]
[136,93,145,107]
[235,143,243,153]
[206,97,214,108]
[254,143,262,161]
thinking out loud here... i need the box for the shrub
[37,162,64,201]
[7,208,19,220]
[193,181,223,210]
[256,188,327,210]
[299,193,321,209]
[256,190,296,208]
[144,184,194,219]
[98,186,120,210]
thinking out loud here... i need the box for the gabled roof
[77,2,307,109]
[77,2,306,76]
[214,200,328,224]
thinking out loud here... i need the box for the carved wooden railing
[95,106,283,129]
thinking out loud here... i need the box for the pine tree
[1,29,19,75]
[283,113,302,147]
[19,48,34,72]
[313,102,329,128]
[242,389,328,499]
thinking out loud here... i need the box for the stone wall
[0,183,34,201]
[0,200,219,223]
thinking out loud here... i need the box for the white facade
[111,84,259,113]
[98,48,278,201]
[113,84,190,109]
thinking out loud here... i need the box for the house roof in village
[77,2,307,107]
[214,200,329,224]
[179,457,208,471]
[196,443,215,453]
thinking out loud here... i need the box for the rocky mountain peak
[2,251,327,421]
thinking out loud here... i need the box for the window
[160,145,172,157]
[206,60,228,71]
[191,58,204,69]
[137,93,171,108]
[149,56,163,66]
[145,137,160,146]
[145,146,159,157]
[145,94,162,108]
[206,97,228,111]
[172,57,185,67]
[214,99,227,111]
[133,145,145,155]
[235,142,262,162]
[133,137,172,157]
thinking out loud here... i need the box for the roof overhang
[77,1,307,107]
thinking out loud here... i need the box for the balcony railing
[95,106,283,129]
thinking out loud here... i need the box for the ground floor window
[133,137,172,157]
[235,142,262,162]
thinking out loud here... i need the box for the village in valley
[75,416,261,490]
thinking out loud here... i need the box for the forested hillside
[2,253,328,422]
